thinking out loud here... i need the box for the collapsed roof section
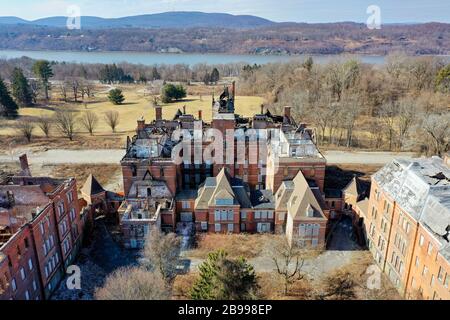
[374,156,450,260]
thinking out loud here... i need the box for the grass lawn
[187,233,275,260]
[0,84,265,138]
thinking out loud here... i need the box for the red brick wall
[0,227,41,300]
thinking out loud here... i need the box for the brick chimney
[19,154,29,173]
[260,104,264,115]
[155,105,162,121]
[231,81,236,99]
[198,110,203,120]
[284,106,291,119]
[137,117,145,131]
[183,105,186,115]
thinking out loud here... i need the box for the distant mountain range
[0,12,276,29]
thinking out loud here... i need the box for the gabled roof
[195,168,252,210]
[275,181,295,211]
[286,171,326,221]
[343,176,365,197]
[81,174,105,196]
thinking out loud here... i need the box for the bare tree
[422,113,450,156]
[104,110,120,133]
[17,119,35,142]
[380,102,398,151]
[54,110,77,140]
[95,267,170,300]
[36,115,52,138]
[142,228,181,285]
[80,111,99,136]
[341,93,362,148]
[266,236,306,295]
[396,97,417,150]
[70,78,80,102]
[59,82,68,102]
[319,269,356,300]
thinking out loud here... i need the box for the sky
[0,0,449,23]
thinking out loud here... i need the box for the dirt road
[0,149,415,165]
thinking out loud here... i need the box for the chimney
[260,104,264,115]
[155,105,162,121]
[19,154,29,172]
[444,152,450,168]
[6,191,15,208]
[137,117,145,131]
[231,81,236,99]
[183,105,186,115]
[198,110,203,120]
[284,106,291,119]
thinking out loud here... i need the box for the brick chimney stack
[260,104,264,115]
[137,117,145,131]
[19,154,29,173]
[231,81,236,99]
[155,105,162,121]
[183,105,186,115]
[198,110,203,120]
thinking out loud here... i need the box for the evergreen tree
[32,60,53,100]
[151,66,161,80]
[190,250,258,300]
[108,88,125,105]
[161,84,186,103]
[0,77,19,118]
[203,72,211,85]
[11,67,33,107]
[210,68,220,84]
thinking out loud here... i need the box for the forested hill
[0,12,275,29]
[0,20,448,55]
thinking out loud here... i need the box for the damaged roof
[374,156,450,261]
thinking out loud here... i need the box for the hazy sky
[0,0,449,23]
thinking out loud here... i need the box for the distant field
[0,84,265,138]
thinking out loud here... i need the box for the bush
[108,88,125,105]
[161,84,186,103]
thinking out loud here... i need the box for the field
[0,83,265,145]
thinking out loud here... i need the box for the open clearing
[0,84,265,137]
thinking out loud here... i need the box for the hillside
[0,21,448,55]
[0,12,275,29]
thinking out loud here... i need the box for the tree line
[0,57,236,84]
[239,54,450,156]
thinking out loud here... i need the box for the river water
[0,49,396,66]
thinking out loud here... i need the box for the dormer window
[215,199,233,206]
[306,205,314,218]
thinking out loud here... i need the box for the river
[0,49,399,66]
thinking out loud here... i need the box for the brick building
[119,84,330,248]
[360,155,450,299]
[0,155,83,300]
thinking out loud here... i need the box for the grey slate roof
[374,156,450,262]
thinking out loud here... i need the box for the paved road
[0,149,415,165]
[322,150,415,164]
